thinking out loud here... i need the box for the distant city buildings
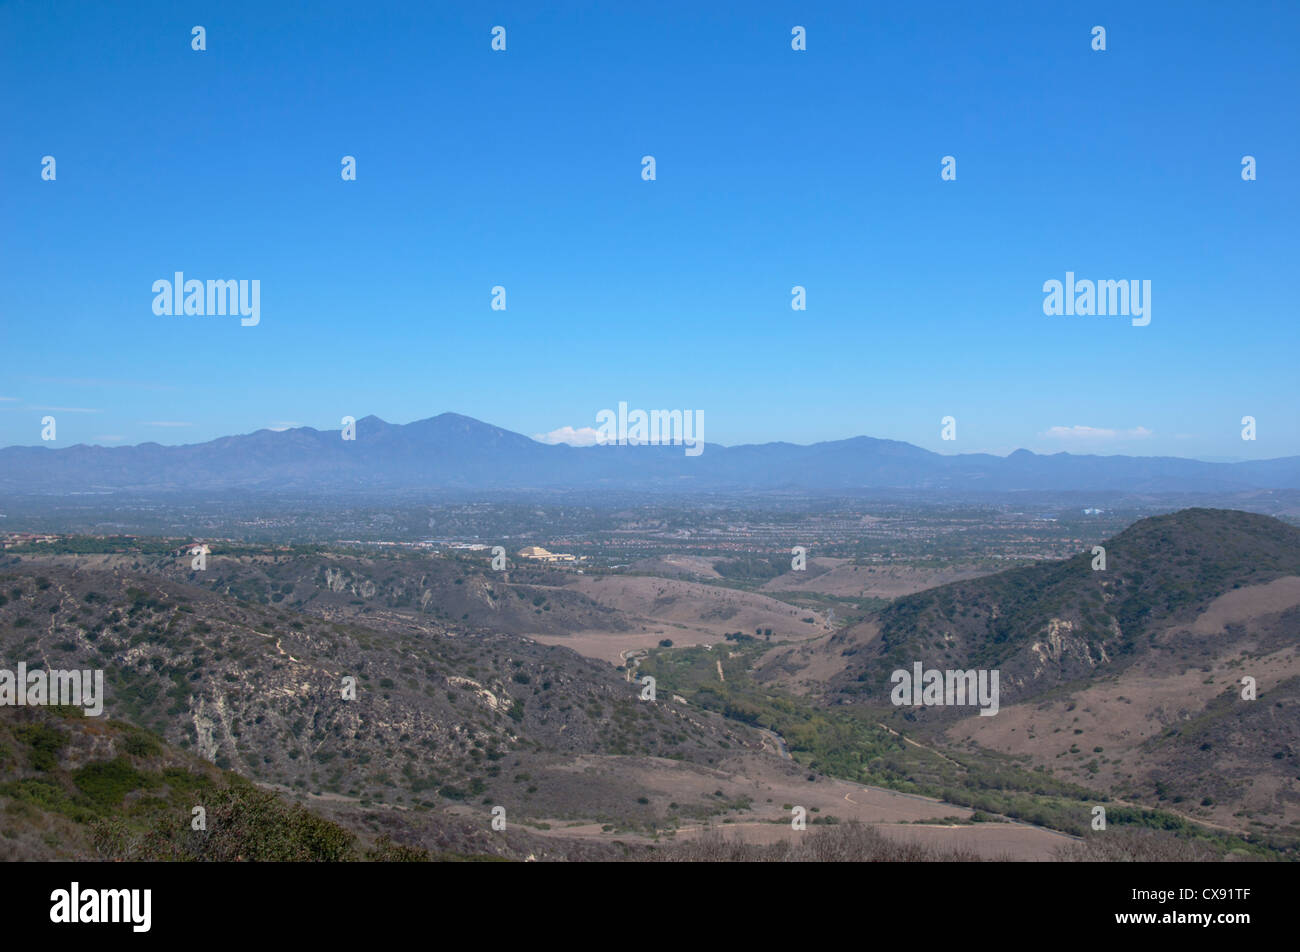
[1,532,60,548]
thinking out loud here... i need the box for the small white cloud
[141,421,193,428]
[1042,425,1152,441]
[534,425,607,447]
[268,422,302,432]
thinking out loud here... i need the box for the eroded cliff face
[1028,617,1113,676]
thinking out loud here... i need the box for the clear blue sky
[2,0,1296,459]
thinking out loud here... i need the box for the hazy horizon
[3,409,1300,466]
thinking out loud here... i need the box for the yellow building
[517,546,576,562]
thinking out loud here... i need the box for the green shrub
[15,723,66,771]
[72,758,150,811]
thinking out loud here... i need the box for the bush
[123,733,161,758]
[91,783,357,861]
[365,834,430,861]
[15,723,66,771]
[73,758,150,812]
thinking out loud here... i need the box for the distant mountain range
[3,412,1299,494]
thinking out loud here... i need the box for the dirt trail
[756,727,791,760]
[875,722,966,769]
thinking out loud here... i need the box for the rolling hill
[756,509,1300,839]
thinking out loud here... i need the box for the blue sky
[2,0,1296,460]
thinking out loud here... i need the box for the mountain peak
[2,415,1298,494]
